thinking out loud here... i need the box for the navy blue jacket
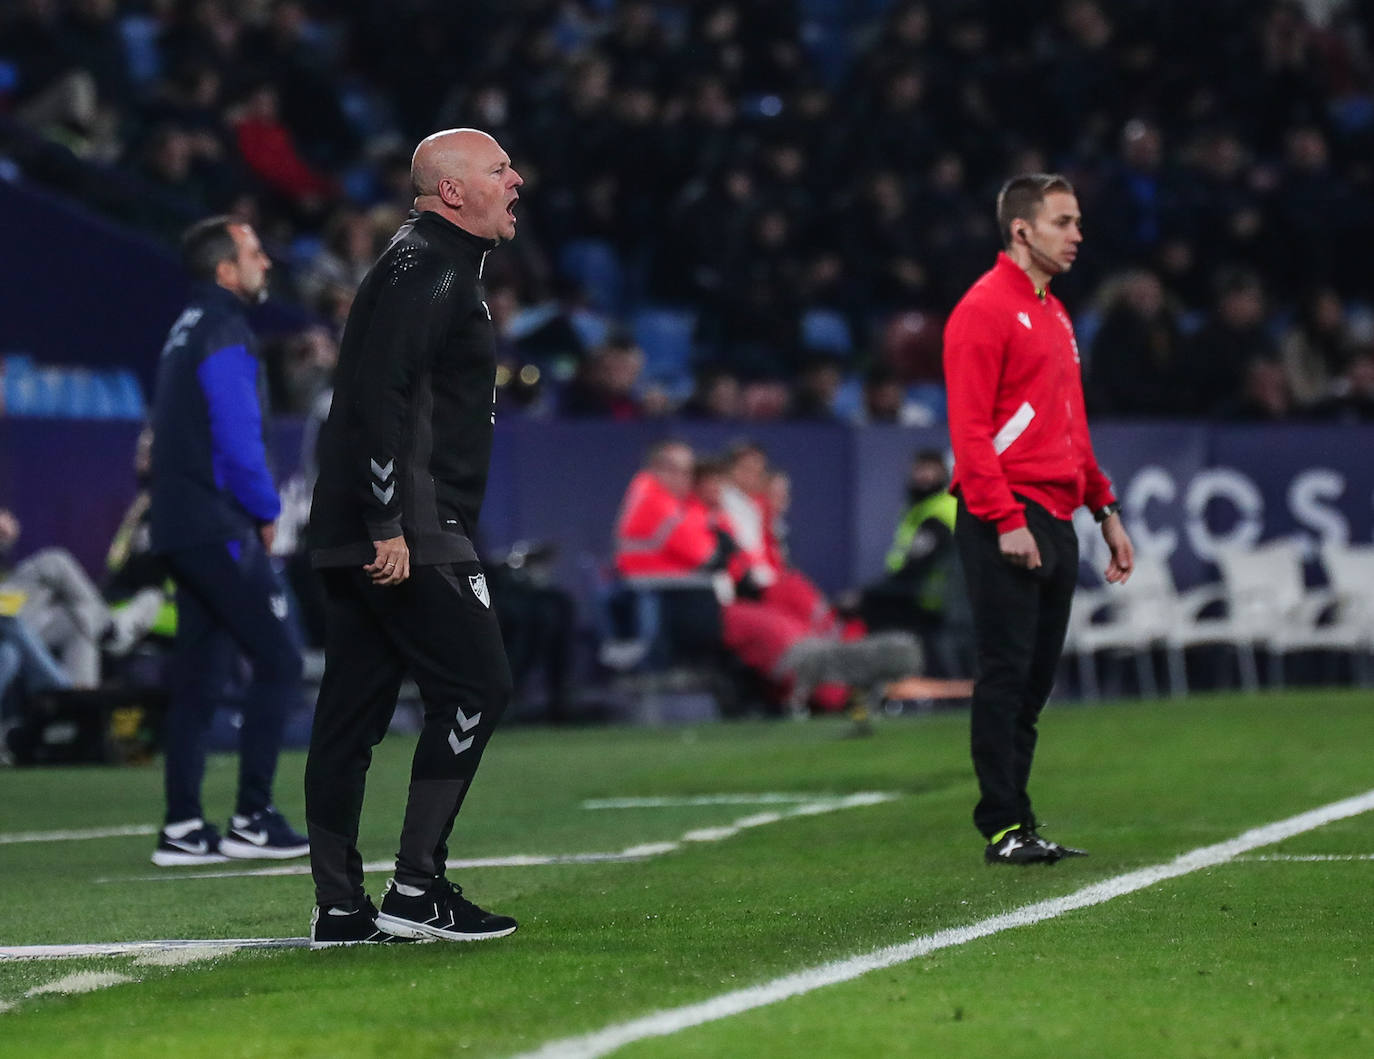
[149,283,280,553]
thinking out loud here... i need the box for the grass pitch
[1,689,1372,1057]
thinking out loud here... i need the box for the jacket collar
[993,251,1047,299]
[189,280,249,313]
[413,210,499,269]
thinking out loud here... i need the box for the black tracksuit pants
[305,562,511,909]
[955,496,1078,840]
[163,537,302,825]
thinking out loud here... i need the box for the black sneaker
[310,896,416,949]
[1032,831,1088,861]
[984,826,1056,865]
[220,807,310,860]
[151,819,230,866]
[376,878,518,941]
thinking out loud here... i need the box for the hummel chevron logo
[1017,312,1032,329]
[372,482,395,504]
[370,458,394,481]
[448,706,482,755]
[448,730,475,755]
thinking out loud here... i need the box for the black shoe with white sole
[220,808,310,860]
[310,897,416,948]
[984,826,1057,865]
[151,820,230,866]
[376,878,518,942]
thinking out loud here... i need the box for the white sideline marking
[1239,853,1374,862]
[26,971,136,996]
[513,787,1374,1059]
[97,793,898,884]
[0,938,309,961]
[583,793,875,809]
[2,794,887,846]
[0,824,157,845]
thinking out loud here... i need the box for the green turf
[1,690,1372,1057]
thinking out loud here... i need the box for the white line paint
[25,971,137,997]
[0,824,157,845]
[513,787,1374,1059]
[583,793,886,809]
[2,794,887,848]
[0,938,309,961]
[97,793,898,885]
[1239,853,1374,862]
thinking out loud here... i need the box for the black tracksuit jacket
[308,211,499,568]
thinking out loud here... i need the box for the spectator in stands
[5,0,1374,416]
[1280,287,1355,408]
[1087,270,1192,416]
[561,335,668,419]
[1221,357,1296,421]
[1186,268,1278,415]
[1312,347,1374,423]
[679,365,743,421]
[1091,119,1189,271]
[228,80,338,219]
[789,354,843,421]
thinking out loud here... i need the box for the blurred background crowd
[3,0,1374,425]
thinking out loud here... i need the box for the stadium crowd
[2,0,1373,422]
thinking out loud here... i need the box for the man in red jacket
[944,173,1134,865]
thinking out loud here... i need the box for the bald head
[411,129,493,197]
[411,128,524,243]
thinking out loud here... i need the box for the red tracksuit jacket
[944,252,1115,533]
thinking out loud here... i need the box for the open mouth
[506,197,518,220]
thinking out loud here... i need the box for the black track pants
[955,497,1078,840]
[305,562,511,908]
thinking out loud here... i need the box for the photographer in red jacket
[945,173,1134,865]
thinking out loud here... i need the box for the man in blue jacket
[147,217,308,866]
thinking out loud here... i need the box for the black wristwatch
[1093,501,1122,524]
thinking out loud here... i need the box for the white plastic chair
[1213,538,1364,686]
[1318,543,1374,684]
[1072,559,1177,698]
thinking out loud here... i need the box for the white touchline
[2,794,893,847]
[1239,853,1374,862]
[582,793,888,809]
[512,787,1374,1059]
[0,824,158,845]
[0,939,309,961]
[95,793,897,885]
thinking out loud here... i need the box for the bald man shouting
[304,129,524,946]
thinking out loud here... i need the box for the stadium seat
[1072,556,1202,699]
[800,308,854,356]
[1319,543,1374,684]
[1214,538,1366,686]
[558,239,624,315]
[1067,555,1267,697]
[631,306,697,384]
